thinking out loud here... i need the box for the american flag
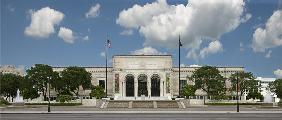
[106,39,111,48]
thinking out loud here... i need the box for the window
[99,80,105,89]
[180,80,187,95]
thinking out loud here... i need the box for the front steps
[104,100,183,109]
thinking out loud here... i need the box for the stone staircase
[105,100,183,108]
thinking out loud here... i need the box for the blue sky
[1,0,282,78]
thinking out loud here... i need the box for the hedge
[25,103,82,106]
[205,102,263,105]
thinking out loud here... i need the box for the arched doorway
[125,74,134,97]
[151,74,160,96]
[138,74,148,96]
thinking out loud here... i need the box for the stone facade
[52,55,244,99]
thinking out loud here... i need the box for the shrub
[206,102,262,105]
[89,85,105,99]
[56,95,72,103]
[110,97,114,100]
[25,103,82,106]
[0,97,10,105]
[171,98,176,100]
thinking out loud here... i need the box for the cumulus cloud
[58,27,75,44]
[240,13,252,23]
[252,10,282,52]
[86,4,100,18]
[117,0,247,60]
[131,46,166,55]
[274,69,282,79]
[199,41,223,59]
[120,29,133,36]
[240,42,245,52]
[25,7,64,38]
[83,36,89,41]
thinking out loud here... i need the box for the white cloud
[131,46,166,55]
[25,7,64,38]
[252,10,282,52]
[274,69,282,79]
[58,27,75,44]
[240,13,252,23]
[265,50,272,58]
[86,4,100,18]
[180,64,186,67]
[240,42,244,52]
[117,0,247,60]
[100,51,105,57]
[83,36,89,41]
[120,29,133,36]
[199,41,223,59]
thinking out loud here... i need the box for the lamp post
[236,76,239,112]
[178,35,182,96]
[48,76,51,112]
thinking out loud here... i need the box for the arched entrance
[125,74,134,97]
[138,74,148,96]
[151,74,160,96]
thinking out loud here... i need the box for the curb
[2,111,282,114]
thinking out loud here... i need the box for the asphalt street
[1,113,282,120]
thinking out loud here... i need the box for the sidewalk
[1,105,282,114]
[2,110,282,114]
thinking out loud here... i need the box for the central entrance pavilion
[53,55,244,100]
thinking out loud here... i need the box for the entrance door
[151,74,160,96]
[138,74,148,96]
[126,74,134,97]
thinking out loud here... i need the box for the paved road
[1,113,282,120]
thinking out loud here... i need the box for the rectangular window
[99,80,105,89]
[115,74,119,93]
[166,73,170,93]
[180,80,187,95]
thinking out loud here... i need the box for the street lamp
[47,76,51,112]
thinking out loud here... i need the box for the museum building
[52,55,244,100]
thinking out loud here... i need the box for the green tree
[269,79,282,99]
[89,85,105,99]
[60,66,92,99]
[230,72,262,100]
[0,73,22,102]
[182,85,196,98]
[191,66,226,100]
[230,72,255,97]
[20,76,39,100]
[26,64,57,101]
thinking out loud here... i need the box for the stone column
[148,77,151,97]
[134,76,138,98]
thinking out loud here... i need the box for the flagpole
[178,35,181,96]
[105,39,108,97]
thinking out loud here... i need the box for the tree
[182,85,196,99]
[230,72,263,100]
[0,73,22,102]
[20,76,39,100]
[60,66,92,99]
[191,66,226,100]
[26,64,57,101]
[89,85,105,99]
[230,72,255,97]
[269,79,282,99]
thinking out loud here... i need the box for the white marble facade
[52,55,244,99]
